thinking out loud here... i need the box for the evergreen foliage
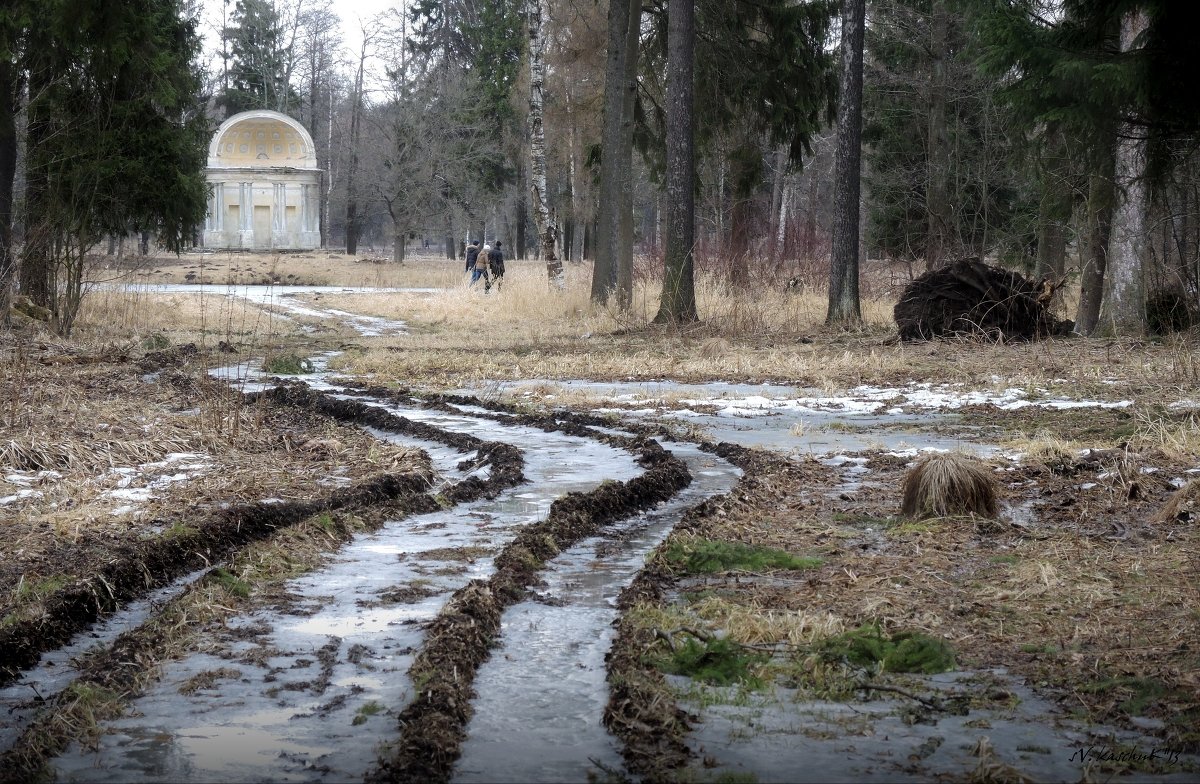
[17,0,208,330]
[407,0,523,129]
[971,0,1200,186]
[863,0,1026,266]
[219,0,298,115]
[640,0,838,180]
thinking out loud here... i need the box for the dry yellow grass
[40,251,1200,458]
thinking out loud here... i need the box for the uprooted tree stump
[894,258,1072,342]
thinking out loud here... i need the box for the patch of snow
[107,488,153,502]
[0,489,43,505]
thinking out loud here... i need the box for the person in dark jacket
[464,240,480,274]
[485,241,505,291]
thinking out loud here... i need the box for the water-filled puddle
[485,379,1128,456]
[123,283,424,336]
[51,395,645,783]
[455,445,742,783]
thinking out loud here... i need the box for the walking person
[465,240,481,275]
[485,241,505,292]
[472,243,491,287]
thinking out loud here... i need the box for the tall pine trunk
[20,59,54,310]
[567,84,586,263]
[344,43,366,256]
[0,59,17,319]
[827,0,865,324]
[924,0,952,270]
[1098,10,1150,336]
[591,0,639,305]
[654,0,697,324]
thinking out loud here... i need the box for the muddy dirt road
[3,283,1198,783]
[0,371,738,783]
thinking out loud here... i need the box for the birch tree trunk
[527,0,563,286]
[653,0,698,324]
[1098,10,1150,336]
[827,0,865,324]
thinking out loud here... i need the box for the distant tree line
[0,0,1196,337]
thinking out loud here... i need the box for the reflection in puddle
[51,396,644,783]
[456,446,742,783]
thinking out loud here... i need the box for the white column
[214,182,225,232]
[299,184,310,233]
[239,181,255,247]
[241,183,254,231]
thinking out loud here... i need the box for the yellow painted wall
[212,118,312,166]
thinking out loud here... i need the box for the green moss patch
[210,568,251,599]
[656,637,767,687]
[661,538,822,575]
[263,353,315,375]
[1080,677,1171,716]
[817,624,956,674]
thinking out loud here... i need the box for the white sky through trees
[196,0,402,96]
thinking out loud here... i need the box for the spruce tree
[18,0,208,333]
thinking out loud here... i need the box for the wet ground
[3,292,1196,784]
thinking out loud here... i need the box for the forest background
[0,0,1197,337]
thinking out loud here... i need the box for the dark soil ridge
[254,384,526,503]
[335,382,678,450]
[603,443,795,781]
[366,439,693,784]
[0,387,527,690]
[0,504,414,782]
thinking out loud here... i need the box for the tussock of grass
[900,452,1000,519]
[141,333,171,350]
[690,596,844,647]
[210,567,251,598]
[352,700,385,725]
[661,537,822,574]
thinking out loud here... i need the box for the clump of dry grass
[900,452,1000,519]
[1152,478,1200,523]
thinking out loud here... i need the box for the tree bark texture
[1034,128,1070,280]
[924,0,953,270]
[19,58,53,310]
[527,0,564,286]
[566,83,586,263]
[1075,157,1115,334]
[614,0,639,309]
[654,0,698,324]
[1098,10,1150,337]
[591,0,638,305]
[344,47,366,256]
[0,59,17,319]
[827,0,865,324]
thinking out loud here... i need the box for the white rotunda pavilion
[203,110,321,250]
